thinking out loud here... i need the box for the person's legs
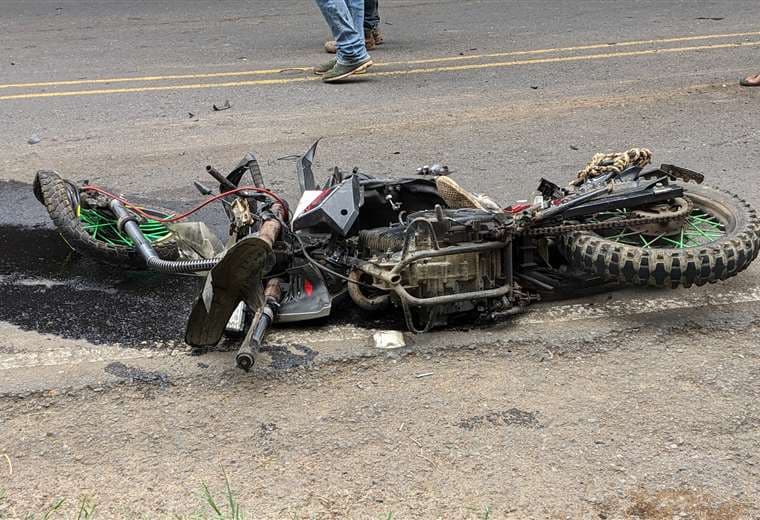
[364,0,379,31]
[314,0,369,65]
[346,0,365,41]
[364,0,384,45]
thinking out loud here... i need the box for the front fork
[235,277,284,371]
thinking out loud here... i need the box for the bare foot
[740,73,760,87]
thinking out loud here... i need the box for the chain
[519,197,692,236]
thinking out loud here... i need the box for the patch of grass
[2,496,95,520]
[7,473,251,520]
[198,471,244,520]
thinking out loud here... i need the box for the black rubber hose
[109,199,221,273]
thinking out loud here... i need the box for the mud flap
[185,235,275,347]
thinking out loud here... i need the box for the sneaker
[435,176,500,211]
[322,58,373,83]
[324,34,376,54]
[371,28,384,45]
[314,58,337,75]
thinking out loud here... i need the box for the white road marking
[2,281,759,371]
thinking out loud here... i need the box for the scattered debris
[570,145,580,151]
[27,135,41,145]
[416,164,450,176]
[197,362,209,368]
[212,100,232,112]
[372,330,406,349]
[188,112,195,118]
[3,453,11,476]
[259,422,278,435]
[696,17,724,21]
[415,372,434,378]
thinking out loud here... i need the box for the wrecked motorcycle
[33,144,760,370]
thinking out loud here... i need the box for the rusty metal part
[347,269,391,311]
[263,275,283,302]
[629,197,690,235]
[258,202,285,246]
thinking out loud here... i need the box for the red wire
[81,185,289,222]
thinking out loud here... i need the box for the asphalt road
[2,1,760,518]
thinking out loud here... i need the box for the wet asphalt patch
[0,180,208,348]
[0,179,400,351]
[104,361,170,387]
[265,344,318,370]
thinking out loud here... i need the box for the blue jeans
[364,0,379,31]
[314,0,370,65]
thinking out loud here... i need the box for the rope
[575,148,653,184]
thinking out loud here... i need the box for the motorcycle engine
[355,208,514,329]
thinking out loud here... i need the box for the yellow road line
[380,29,760,67]
[367,41,760,77]
[1,40,758,101]
[1,29,759,90]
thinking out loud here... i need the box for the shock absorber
[235,278,283,372]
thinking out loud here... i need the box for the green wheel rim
[590,207,726,249]
[79,207,173,246]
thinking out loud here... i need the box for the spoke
[610,230,643,240]
[690,215,722,226]
[81,223,111,230]
[661,237,684,247]
[688,221,722,241]
[641,232,666,248]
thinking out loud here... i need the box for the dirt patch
[1,330,758,518]
[626,488,746,520]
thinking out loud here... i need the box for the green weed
[199,471,244,520]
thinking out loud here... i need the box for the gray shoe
[314,58,337,75]
[322,58,373,83]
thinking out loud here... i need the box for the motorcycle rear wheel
[560,185,760,288]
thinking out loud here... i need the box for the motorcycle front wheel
[559,184,760,288]
[34,170,180,268]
